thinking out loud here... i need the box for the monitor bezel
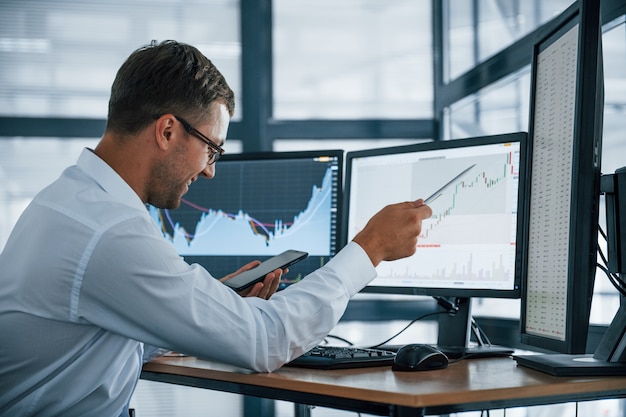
[342,132,527,299]
[519,1,604,354]
[164,148,345,287]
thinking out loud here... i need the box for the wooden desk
[141,356,626,416]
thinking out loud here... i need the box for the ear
[153,114,177,151]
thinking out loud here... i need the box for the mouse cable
[323,310,447,349]
[320,334,354,346]
[367,310,449,349]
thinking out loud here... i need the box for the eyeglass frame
[152,114,225,164]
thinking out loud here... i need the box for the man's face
[149,103,230,209]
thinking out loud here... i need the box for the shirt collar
[76,148,147,212]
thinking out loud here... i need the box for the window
[0,138,100,248]
[273,0,432,119]
[0,0,241,119]
[443,0,573,82]
[443,68,530,140]
[0,0,241,249]
[273,138,430,153]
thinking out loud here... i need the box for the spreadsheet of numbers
[525,24,579,341]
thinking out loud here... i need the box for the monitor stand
[435,297,513,360]
[515,169,626,375]
[514,301,626,376]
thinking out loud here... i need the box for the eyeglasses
[152,114,225,164]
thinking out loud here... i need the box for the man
[0,40,432,416]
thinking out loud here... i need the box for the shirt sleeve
[78,214,376,372]
[142,345,170,362]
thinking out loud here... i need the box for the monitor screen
[344,133,526,299]
[149,150,343,288]
[518,0,604,356]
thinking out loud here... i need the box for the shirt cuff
[324,241,377,296]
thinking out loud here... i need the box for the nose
[200,164,215,179]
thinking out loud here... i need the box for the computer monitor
[343,132,527,357]
[511,1,626,376]
[149,150,343,288]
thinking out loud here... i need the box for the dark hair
[105,40,235,135]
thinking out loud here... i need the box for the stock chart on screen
[149,151,342,286]
[346,137,521,292]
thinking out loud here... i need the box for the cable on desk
[320,334,354,346]
[327,297,504,356]
[367,310,448,349]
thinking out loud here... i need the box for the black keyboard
[286,345,396,370]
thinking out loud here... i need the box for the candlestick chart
[347,142,521,290]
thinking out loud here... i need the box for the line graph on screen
[149,165,335,257]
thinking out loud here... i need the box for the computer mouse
[392,344,449,372]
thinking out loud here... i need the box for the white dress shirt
[0,148,376,417]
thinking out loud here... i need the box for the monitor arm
[594,167,626,363]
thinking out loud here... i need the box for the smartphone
[223,249,309,291]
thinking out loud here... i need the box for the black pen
[423,163,476,204]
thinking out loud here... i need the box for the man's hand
[352,199,433,267]
[220,261,282,299]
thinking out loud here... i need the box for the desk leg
[243,396,275,417]
[294,403,313,417]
